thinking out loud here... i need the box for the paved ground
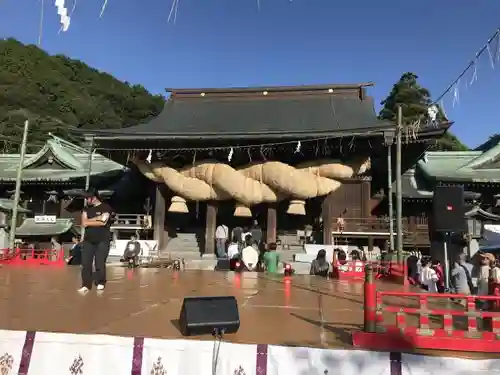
[0,266,498,358]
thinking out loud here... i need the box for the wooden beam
[204,201,217,254]
[322,194,334,245]
[153,184,166,251]
[266,203,277,244]
[362,180,371,219]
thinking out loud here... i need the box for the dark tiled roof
[85,84,394,140]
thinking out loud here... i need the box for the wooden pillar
[58,199,65,218]
[266,203,277,244]
[408,215,417,248]
[361,179,371,219]
[153,184,166,251]
[322,194,333,245]
[204,202,217,255]
[368,236,374,252]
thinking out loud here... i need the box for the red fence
[352,264,500,353]
[0,248,65,266]
[332,259,408,285]
[332,260,366,280]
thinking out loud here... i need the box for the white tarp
[402,353,500,375]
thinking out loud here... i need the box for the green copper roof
[0,199,31,213]
[15,218,77,236]
[417,142,500,182]
[0,135,125,182]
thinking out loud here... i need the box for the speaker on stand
[433,186,465,291]
[178,296,241,373]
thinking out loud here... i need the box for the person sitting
[310,249,330,277]
[227,236,241,270]
[121,235,142,267]
[66,236,82,266]
[227,236,240,259]
[263,242,280,274]
[335,248,348,265]
[350,249,360,261]
[241,234,259,271]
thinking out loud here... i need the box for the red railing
[353,264,500,353]
[331,259,408,285]
[0,248,65,266]
[332,260,366,280]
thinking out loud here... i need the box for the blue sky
[1,0,499,148]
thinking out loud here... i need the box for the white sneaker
[77,286,89,295]
[96,284,105,291]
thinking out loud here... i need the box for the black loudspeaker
[179,296,240,336]
[433,186,465,233]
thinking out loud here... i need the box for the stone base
[201,253,216,260]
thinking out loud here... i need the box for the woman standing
[420,258,438,293]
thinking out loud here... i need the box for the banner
[2,330,500,374]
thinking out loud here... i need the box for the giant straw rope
[132,157,370,216]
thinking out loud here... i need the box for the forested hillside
[0,38,164,152]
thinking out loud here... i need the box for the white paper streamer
[54,0,71,32]
[469,60,478,86]
[487,43,495,69]
[452,80,460,108]
[99,0,109,18]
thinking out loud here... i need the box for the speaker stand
[212,328,225,374]
[443,232,451,291]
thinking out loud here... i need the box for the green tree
[378,72,468,151]
[0,38,165,153]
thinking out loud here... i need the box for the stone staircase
[152,231,314,274]
[161,232,202,261]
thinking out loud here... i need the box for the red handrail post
[364,263,376,333]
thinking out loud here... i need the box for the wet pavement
[0,267,391,348]
[0,266,498,358]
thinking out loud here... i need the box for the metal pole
[8,120,29,250]
[443,235,450,291]
[81,136,95,239]
[363,264,376,333]
[395,105,403,263]
[387,143,394,252]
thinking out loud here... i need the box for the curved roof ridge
[464,141,500,170]
[20,139,82,170]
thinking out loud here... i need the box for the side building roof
[397,169,480,200]
[0,134,125,182]
[417,142,500,183]
[15,218,78,237]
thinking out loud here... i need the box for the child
[420,258,438,292]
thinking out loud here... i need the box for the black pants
[81,240,110,289]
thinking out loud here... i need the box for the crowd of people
[215,221,282,273]
[408,251,500,298]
